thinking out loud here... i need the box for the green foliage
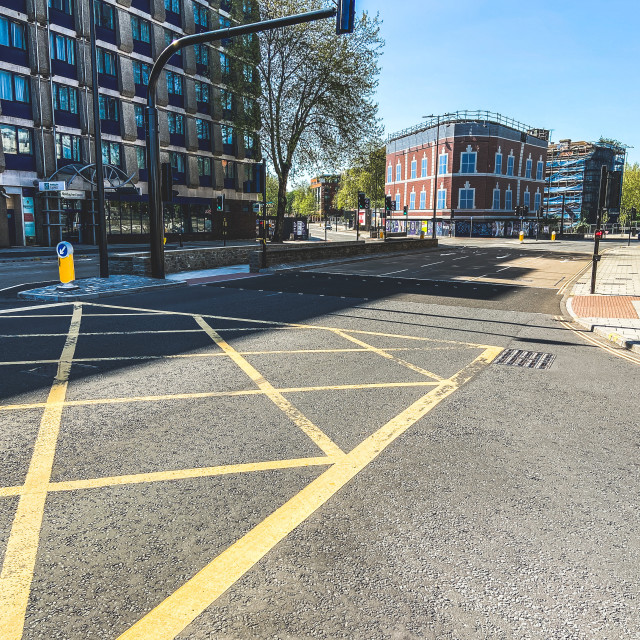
[621,162,640,217]
[290,184,315,217]
[233,0,383,239]
[335,143,385,211]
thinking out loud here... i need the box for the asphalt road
[1,251,639,639]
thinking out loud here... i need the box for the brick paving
[567,244,640,353]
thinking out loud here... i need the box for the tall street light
[423,113,454,239]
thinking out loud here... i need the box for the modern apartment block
[310,174,339,220]
[386,111,549,237]
[544,139,626,225]
[0,0,263,247]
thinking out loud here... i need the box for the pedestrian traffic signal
[216,195,224,211]
[403,205,408,215]
[357,192,366,209]
[595,229,604,240]
[336,0,356,34]
[385,195,392,212]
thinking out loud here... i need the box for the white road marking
[420,261,444,268]
[379,269,408,276]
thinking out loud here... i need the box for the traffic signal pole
[145,8,338,278]
[590,165,608,294]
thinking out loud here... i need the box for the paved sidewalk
[566,243,640,353]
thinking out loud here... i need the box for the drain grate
[494,349,555,369]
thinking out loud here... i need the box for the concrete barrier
[249,238,438,272]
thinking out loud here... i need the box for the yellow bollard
[56,241,75,283]
[519,230,524,243]
[551,230,556,241]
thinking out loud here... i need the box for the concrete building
[544,139,626,225]
[386,111,549,238]
[0,0,263,247]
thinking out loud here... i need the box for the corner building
[386,111,549,238]
[0,0,263,247]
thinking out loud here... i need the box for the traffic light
[390,199,396,211]
[216,195,224,211]
[403,205,408,215]
[161,163,173,202]
[364,197,370,209]
[357,192,366,209]
[336,0,356,34]
[385,195,392,212]
[523,205,529,215]
[595,229,604,240]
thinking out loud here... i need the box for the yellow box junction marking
[0,300,503,640]
[0,304,82,640]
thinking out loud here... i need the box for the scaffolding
[544,139,626,222]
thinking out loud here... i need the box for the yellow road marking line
[0,381,442,413]
[0,329,210,338]
[0,303,82,640]
[558,319,640,365]
[330,329,444,381]
[117,346,502,640]
[0,302,71,315]
[556,260,593,296]
[195,316,344,459]
[0,457,334,498]
[82,302,488,348]
[0,314,73,319]
[0,346,450,367]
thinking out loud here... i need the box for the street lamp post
[422,113,454,240]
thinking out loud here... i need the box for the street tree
[335,142,385,212]
[230,0,383,241]
[291,184,316,217]
[621,162,640,226]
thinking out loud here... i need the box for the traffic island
[249,238,438,272]
[17,275,186,302]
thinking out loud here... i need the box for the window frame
[458,188,474,210]
[195,118,211,140]
[166,71,183,95]
[438,153,447,175]
[419,190,426,210]
[536,161,544,181]
[421,157,427,178]
[460,151,477,174]
[410,159,416,179]
[525,158,532,179]
[98,94,119,121]
[101,140,122,166]
[437,189,446,210]
[55,131,81,161]
[492,188,501,210]
[0,70,30,103]
[1,124,32,155]
[395,163,401,182]
[49,32,75,65]
[495,153,502,175]
[0,17,26,50]
[97,47,117,76]
[505,189,513,211]
[131,15,151,43]
[409,191,416,210]
[93,0,115,30]
[506,155,514,176]
[167,111,185,134]
[132,60,151,86]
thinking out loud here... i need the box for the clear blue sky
[359,0,639,164]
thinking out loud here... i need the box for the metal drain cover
[494,349,555,369]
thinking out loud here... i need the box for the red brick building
[310,174,340,221]
[386,111,549,237]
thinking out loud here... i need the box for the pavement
[565,243,640,353]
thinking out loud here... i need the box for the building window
[409,192,416,210]
[196,118,210,140]
[134,104,144,127]
[53,83,77,112]
[136,146,146,169]
[506,155,514,176]
[97,48,116,75]
[194,44,208,65]
[170,151,185,172]
[193,2,209,27]
[167,71,183,95]
[495,153,502,174]
[164,0,180,13]
[99,95,118,121]
[93,1,115,29]
[536,161,544,181]
[421,157,427,178]
[0,71,29,102]
[220,53,230,76]
[242,64,253,82]
[410,159,416,179]
[505,189,512,211]
[197,156,211,176]
[221,124,233,145]
[244,132,254,150]
[131,16,151,43]
[49,0,73,15]
[438,153,447,175]
[492,189,501,210]
[0,18,26,49]
[55,132,81,161]
[101,140,121,166]
[243,96,254,116]
[1,124,32,155]
[386,165,392,183]
[460,151,476,173]
[534,192,541,213]
[437,189,446,209]
[219,15,231,28]
[167,111,184,134]
[458,188,474,209]
[195,80,209,102]
[49,32,75,64]
[419,190,426,209]
[525,158,532,179]
[395,194,400,211]
[133,61,151,85]
[523,191,530,208]
[395,163,401,182]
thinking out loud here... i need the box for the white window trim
[495,152,502,175]
[396,163,401,182]
[438,153,448,175]
[460,145,477,174]
[492,188,501,210]
[458,182,475,210]
[437,188,447,210]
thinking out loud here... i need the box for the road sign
[56,242,75,283]
[56,241,73,259]
[60,190,85,199]
[39,181,66,192]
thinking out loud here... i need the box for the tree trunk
[273,167,290,242]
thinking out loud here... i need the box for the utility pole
[560,193,565,237]
[590,165,608,294]
[89,2,108,277]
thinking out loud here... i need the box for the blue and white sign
[56,241,74,259]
